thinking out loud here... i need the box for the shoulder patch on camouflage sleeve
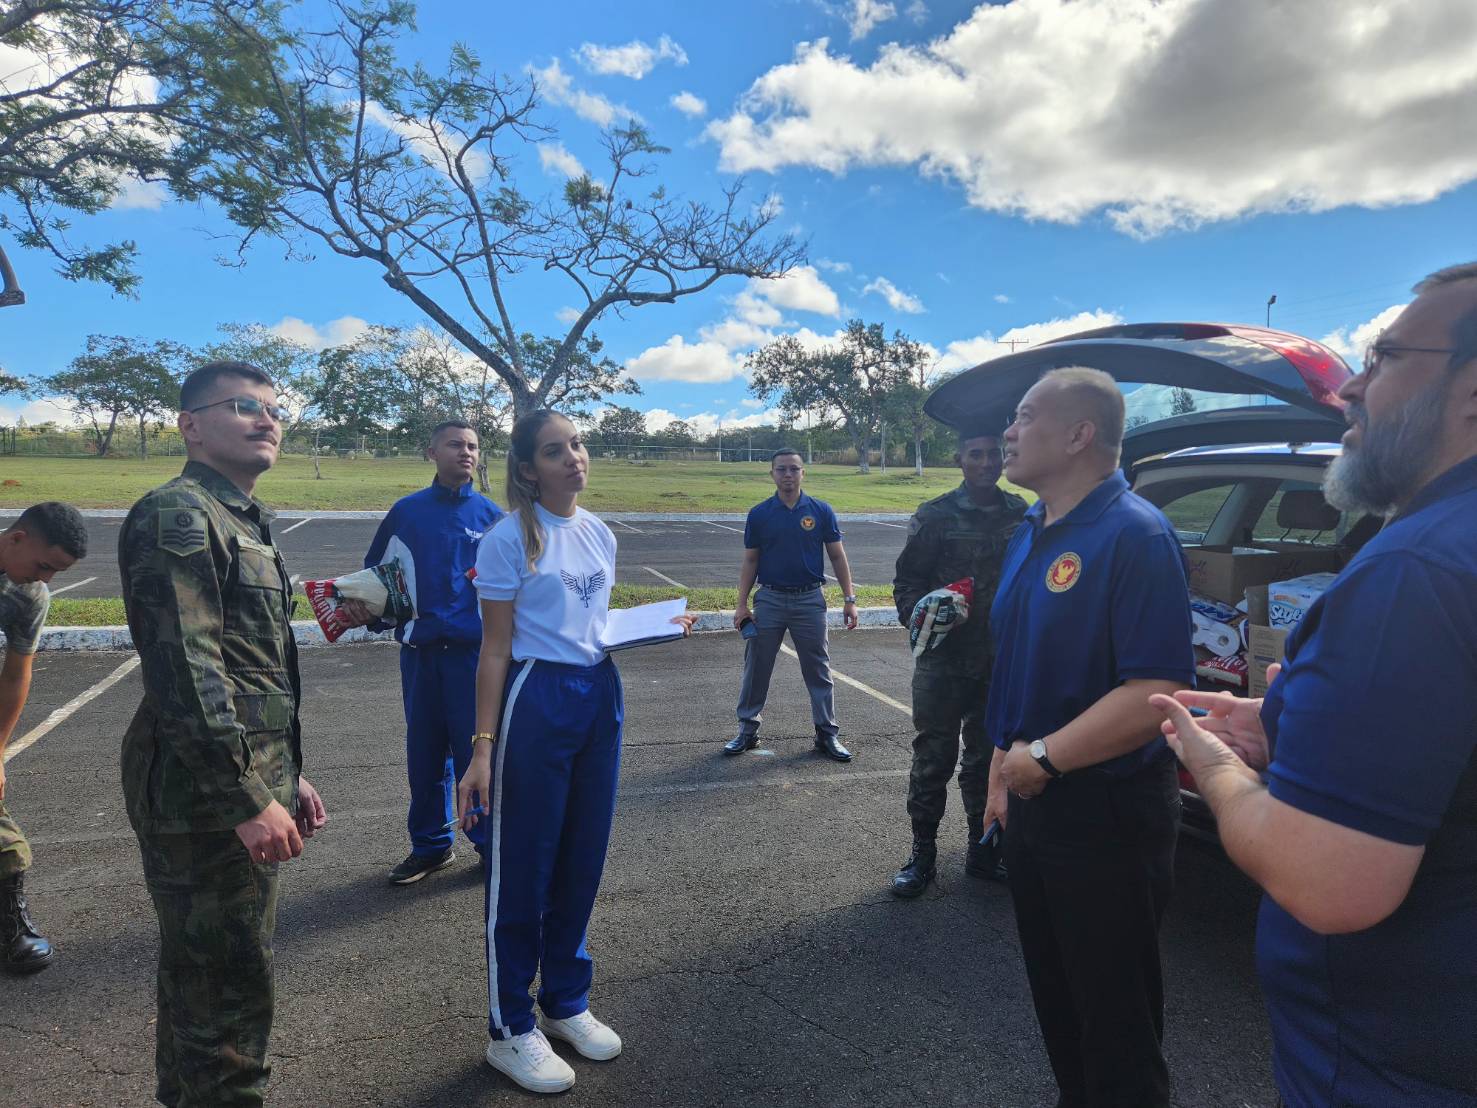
[158,508,208,557]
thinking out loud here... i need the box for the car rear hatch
[923,322,1353,469]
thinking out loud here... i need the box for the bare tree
[169,2,803,417]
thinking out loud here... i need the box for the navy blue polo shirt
[744,493,842,588]
[1256,455,1477,1106]
[986,472,1194,776]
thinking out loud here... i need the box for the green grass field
[48,584,898,627]
[0,455,1016,513]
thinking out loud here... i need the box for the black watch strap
[1032,743,1064,779]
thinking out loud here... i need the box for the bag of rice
[908,577,973,658]
[303,560,414,643]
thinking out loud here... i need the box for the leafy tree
[168,2,802,417]
[657,418,694,446]
[0,0,262,294]
[747,320,930,474]
[595,405,646,450]
[45,333,186,455]
[201,322,323,437]
[312,327,404,444]
[1170,386,1198,416]
[0,369,25,396]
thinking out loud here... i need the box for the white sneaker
[484,1028,576,1093]
[538,1009,623,1061]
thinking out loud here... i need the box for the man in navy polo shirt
[342,419,503,884]
[1154,262,1477,1106]
[726,448,859,762]
[985,367,1194,1108]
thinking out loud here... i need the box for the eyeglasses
[188,396,291,422]
[1362,342,1458,376]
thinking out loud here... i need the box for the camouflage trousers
[136,830,278,1108]
[0,797,31,880]
[907,658,991,833]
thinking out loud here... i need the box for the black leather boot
[890,839,937,899]
[1,872,55,973]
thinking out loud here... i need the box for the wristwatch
[842,594,858,604]
[1028,739,1063,779]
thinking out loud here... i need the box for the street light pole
[1266,293,1277,328]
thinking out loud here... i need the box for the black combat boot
[890,839,937,899]
[1,872,55,973]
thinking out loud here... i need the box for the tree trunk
[851,430,870,475]
[476,459,491,493]
[914,435,924,477]
[312,428,322,479]
[138,415,148,459]
[97,412,119,457]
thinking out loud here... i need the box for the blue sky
[4,0,1477,433]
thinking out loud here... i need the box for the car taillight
[1225,324,1351,410]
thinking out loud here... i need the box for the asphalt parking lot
[2,628,1276,1108]
[0,516,913,599]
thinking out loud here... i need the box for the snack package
[1195,649,1249,690]
[908,577,973,658]
[303,560,414,643]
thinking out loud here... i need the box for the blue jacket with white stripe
[364,478,504,646]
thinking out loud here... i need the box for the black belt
[762,582,822,594]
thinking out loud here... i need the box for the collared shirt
[364,477,504,646]
[1256,454,1477,1106]
[119,460,303,834]
[986,471,1194,776]
[0,570,48,656]
[744,492,842,589]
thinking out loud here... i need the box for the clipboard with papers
[599,598,689,653]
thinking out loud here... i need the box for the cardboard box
[1183,545,1343,607]
[1246,624,1287,697]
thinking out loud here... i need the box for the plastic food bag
[303,560,414,643]
[908,577,973,658]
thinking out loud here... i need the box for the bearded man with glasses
[119,361,328,1107]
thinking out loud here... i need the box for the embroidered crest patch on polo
[1045,552,1082,593]
[800,515,816,531]
[158,509,207,557]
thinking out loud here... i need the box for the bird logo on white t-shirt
[561,569,607,608]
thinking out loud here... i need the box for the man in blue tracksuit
[344,420,504,884]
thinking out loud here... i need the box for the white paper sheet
[600,598,688,653]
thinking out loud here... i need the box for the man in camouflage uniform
[1,502,87,972]
[890,430,1027,897]
[120,361,327,1107]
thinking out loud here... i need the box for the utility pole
[880,421,887,474]
[717,422,723,464]
[998,339,1030,353]
[1266,294,1277,328]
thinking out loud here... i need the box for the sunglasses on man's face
[188,396,292,422]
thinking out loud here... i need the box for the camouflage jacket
[892,483,1029,671]
[119,461,303,834]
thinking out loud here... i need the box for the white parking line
[779,644,910,716]
[643,566,688,589]
[281,517,314,534]
[824,573,838,582]
[611,520,644,534]
[705,521,744,533]
[872,521,906,529]
[48,576,97,596]
[289,574,301,588]
[3,656,141,765]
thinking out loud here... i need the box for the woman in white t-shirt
[457,409,693,1094]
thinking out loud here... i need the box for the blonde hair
[504,409,567,570]
[1038,366,1125,461]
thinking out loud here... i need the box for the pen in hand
[442,806,487,832]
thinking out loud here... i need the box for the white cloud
[538,143,586,179]
[848,0,897,41]
[577,36,688,80]
[740,397,766,409]
[815,258,852,273]
[710,0,1477,237]
[1320,303,1407,362]
[111,177,168,211]
[752,265,841,316]
[0,397,84,427]
[268,316,371,352]
[993,293,1011,304]
[624,336,744,383]
[862,275,925,313]
[906,1,929,23]
[934,309,1125,373]
[670,90,708,118]
[700,316,775,351]
[533,59,639,127]
[362,101,493,181]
